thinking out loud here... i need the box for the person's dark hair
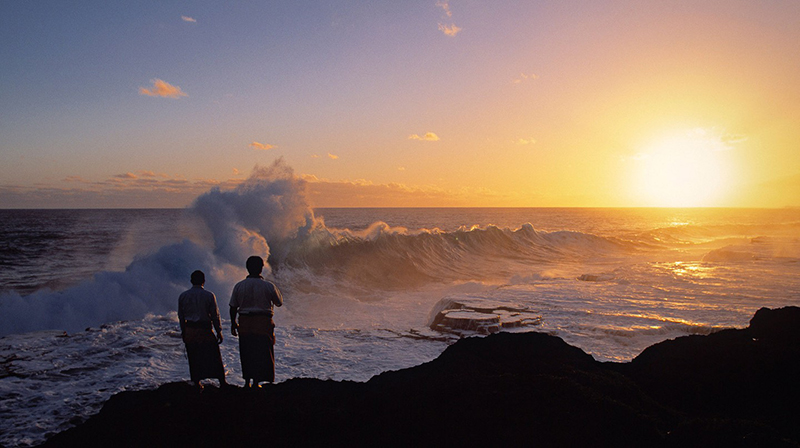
[246,256,264,275]
[190,270,205,286]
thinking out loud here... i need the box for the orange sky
[1,1,799,208]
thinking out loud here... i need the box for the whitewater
[2,161,800,447]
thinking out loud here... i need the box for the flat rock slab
[429,296,542,335]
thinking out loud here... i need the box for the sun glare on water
[635,129,731,207]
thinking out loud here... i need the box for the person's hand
[216,332,223,344]
[231,323,238,337]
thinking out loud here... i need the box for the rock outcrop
[428,296,542,335]
[41,307,800,448]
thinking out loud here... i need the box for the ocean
[2,179,800,446]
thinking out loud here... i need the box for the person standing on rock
[178,270,227,389]
[230,255,284,388]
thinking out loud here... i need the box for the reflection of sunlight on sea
[667,262,714,279]
[466,253,800,362]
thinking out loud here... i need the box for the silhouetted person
[230,256,284,388]
[178,270,227,389]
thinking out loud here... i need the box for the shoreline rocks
[428,296,542,335]
[40,307,800,448]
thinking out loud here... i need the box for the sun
[634,129,730,207]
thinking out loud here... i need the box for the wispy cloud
[138,170,167,178]
[409,132,440,141]
[181,16,196,23]
[301,176,510,207]
[512,73,539,84]
[0,171,248,208]
[722,134,748,144]
[0,166,521,209]
[515,138,536,145]
[139,79,188,99]
[249,141,275,151]
[436,1,453,17]
[63,176,89,183]
[692,128,744,151]
[328,153,339,160]
[438,23,462,37]
[435,1,461,37]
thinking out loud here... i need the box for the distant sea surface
[2,207,800,447]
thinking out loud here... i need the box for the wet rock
[748,306,800,342]
[428,297,542,335]
[41,307,800,448]
[577,273,614,281]
[620,306,800,443]
[436,310,500,333]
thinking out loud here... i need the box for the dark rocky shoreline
[39,307,800,447]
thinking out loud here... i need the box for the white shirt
[178,285,221,332]
[229,276,283,315]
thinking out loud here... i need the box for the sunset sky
[1,1,799,208]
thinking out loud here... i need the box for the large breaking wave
[0,160,320,336]
[3,159,797,337]
[282,223,636,289]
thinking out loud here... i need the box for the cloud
[249,141,275,151]
[436,1,453,17]
[138,170,167,178]
[435,1,461,36]
[63,176,89,183]
[438,23,462,37]
[512,73,539,84]
[0,171,249,208]
[409,132,440,141]
[692,128,745,150]
[398,167,406,171]
[327,153,339,160]
[139,79,188,99]
[0,164,527,209]
[233,168,240,175]
[301,176,511,207]
[722,134,748,144]
[516,138,536,145]
[181,16,196,23]
[690,128,744,151]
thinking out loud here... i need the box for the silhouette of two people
[178,256,283,389]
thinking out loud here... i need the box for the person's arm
[229,284,240,336]
[177,296,186,339]
[209,294,223,344]
[230,306,239,337]
[272,284,284,307]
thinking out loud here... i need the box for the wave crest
[275,222,634,288]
